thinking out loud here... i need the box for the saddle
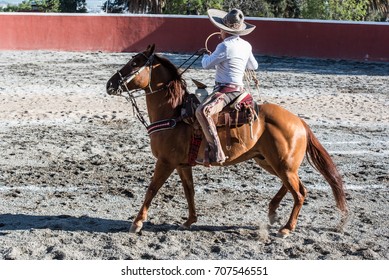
[181,80,259,165]
[217,91,258,127]
[181,82,259,127]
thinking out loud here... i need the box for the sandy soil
[0,50,388,260]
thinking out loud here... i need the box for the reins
[178,51,203,76]
[117,71,149,128]
[117,50,202,131]
[116,37,260,133]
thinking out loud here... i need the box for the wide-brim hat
[207,8,256,36]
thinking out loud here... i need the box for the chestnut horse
[106,44,348,237]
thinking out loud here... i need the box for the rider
[195,8,258,165]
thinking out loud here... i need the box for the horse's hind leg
[277,173,307,237]
[130,159,175,233]
[254,157,307,236]
[176,165,197,229]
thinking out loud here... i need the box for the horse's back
[255,103,308,166]
[259,103,306,137]
[259,102,300,120]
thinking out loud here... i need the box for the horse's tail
[302,120,348,215]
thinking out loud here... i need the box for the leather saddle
[183,79,259,165]
[181,79,259,127]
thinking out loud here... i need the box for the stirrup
[195,156,228,166]
[196,147,211,167]
[195,158,211,167]
[195,148,228,166]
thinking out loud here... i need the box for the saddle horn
[192,79,207,89]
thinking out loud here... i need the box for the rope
[205,32,221,52]
[244,69,261,102]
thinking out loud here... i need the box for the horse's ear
[146,44,156,56]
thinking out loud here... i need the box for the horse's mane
[155,54,187,108]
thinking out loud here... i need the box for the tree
[60,0,87,13]
[223,0,273,17]
[96,0,386,21]
[368,0,388,14]
[102,0,165,13]
[284,0,304,17]
[163,0,223,15]
[302,0,372,21]
[328,0,370,21]
[0,0,87,12]
[127,0,165,13]
[366,0,388,20]
[102,0,128,13]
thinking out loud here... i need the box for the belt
[214,83,244,93]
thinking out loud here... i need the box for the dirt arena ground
[0,50,388,260]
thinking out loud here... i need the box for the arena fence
[1,13,388,62]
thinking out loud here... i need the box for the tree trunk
[127,0,164,14]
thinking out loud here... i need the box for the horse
[106,44,348,237]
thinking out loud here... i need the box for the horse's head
[106,44,156,96]
[107,44,186,110]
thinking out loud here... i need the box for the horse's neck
[145,62,184,123]
[145,91,180,123]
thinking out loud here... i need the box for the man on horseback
[195,8,258,165]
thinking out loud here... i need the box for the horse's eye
[132,62,137,67]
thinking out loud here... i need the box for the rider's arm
[201,43,227,69]
[246,53,258,70]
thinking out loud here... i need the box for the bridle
[114,52,157,128]
[116,52,159,95]
[113,50,202,132]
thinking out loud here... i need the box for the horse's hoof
[179,223,191,230]
[130,222,143,233]
[277,228,291,238]
[268,214,277,225]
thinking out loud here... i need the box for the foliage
[222,0,273,17]
[103,0,166,13]
[124,0,386,21]
[329,0,370,21]
[2,0,61,12]
[1,1,30,11]
[2,0,387,21]
[0,0,87,12]
[102,0,127,13]
[302,0,371,21]
[182,0,387,21]
[164,0,213,14]
[60,0,87,13]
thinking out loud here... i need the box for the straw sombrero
[207,8,256,36]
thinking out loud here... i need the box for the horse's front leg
[176,165,197,229]
[130,159,175,233]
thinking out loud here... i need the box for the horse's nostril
[106,81,114,88]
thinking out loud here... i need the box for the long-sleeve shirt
[201,35,258,86]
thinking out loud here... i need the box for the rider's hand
[196,48,211,56]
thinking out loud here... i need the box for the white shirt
[201,36,258,86]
